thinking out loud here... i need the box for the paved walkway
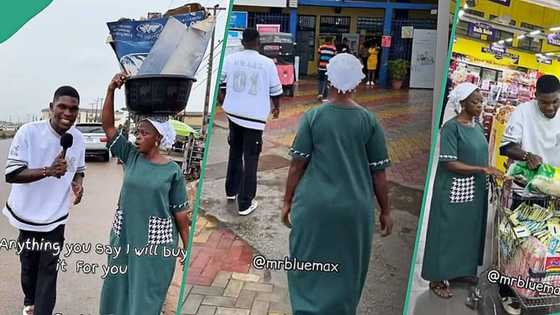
[164,80,433,315]
[214,79,433,190]
[163,182,291,315]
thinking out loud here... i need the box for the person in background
[3,86,85,315]
[283,53,392,314]
[359,42,370,76]
[218,28,283,216]
[99,73,190,315]
[501,74,560,170]
[317,37,337,101]
[336,37,349,54]
[421,83,502,299]
[497,74,560,315]
[366,43,379,86]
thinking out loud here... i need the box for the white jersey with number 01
[221,49,283,130]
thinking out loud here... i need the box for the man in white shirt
[498,74,560,315]
[501,74,560,168]
[219,28,283,216]
[4,86,86,315]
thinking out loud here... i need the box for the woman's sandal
[430,280,453,299]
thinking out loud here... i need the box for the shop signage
[402,26,414,39]
[469,23,494,37]
[481,47,519,63]
[229,11,248,30]
[489,0,511,6]
[489,44,507,55]
[228,30,242,40]
[382,35,392,48]
[547,33,560,47]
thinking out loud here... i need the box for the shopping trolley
[467,177,560,314]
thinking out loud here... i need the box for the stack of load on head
[106,3,216,118]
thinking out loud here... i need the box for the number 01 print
[232,70,259,95]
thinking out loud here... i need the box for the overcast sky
[0,0,229,122]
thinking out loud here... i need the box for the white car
[76,123,110,162]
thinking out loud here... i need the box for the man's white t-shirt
[3,120,86,232]
[501,100,560,167]
[221,49,283,130]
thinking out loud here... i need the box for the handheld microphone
[60,133,74,158]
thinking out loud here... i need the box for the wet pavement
[158,78,434,314]
[200,139,420,314]
[214,79,433,190]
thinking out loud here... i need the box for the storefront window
[357,16,383,36]
[247,12,290,32]
[319,16,351,36]
[297,15,316,61]
[518,23,543,53]
[357,16,383,50]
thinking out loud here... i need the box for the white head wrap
[442,82,479,124]
[326,53,366,94]
[144,118,177,149]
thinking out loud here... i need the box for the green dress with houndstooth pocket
[99,133,187,315]
[287,104,390,315]
[422,118,489,281]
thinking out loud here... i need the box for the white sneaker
[22,305,34,315]
[238,200,258,216]
[501,297,521,315]
[226,195,236,201]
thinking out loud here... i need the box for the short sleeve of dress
[289,111,313,160]
[169,167,188,213]
[106,131,137,163]
[439,122,458,162]
[366,112,391,171]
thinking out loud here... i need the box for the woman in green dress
[422,82,502,298]
[282,53,392,315]
[99,73,191,314]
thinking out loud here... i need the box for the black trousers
[225,119,263,211]
[18,225,65,315]
[317,70,329,99]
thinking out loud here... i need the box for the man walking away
[219,29,283,216]
[4,86,86,315]
[317,37,336,101]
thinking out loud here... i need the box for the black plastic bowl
[125,74,196,115]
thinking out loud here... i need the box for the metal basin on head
[125,74,196,115]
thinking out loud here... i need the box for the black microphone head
[60,133,73,149]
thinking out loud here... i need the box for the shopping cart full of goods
[466,162,560,314]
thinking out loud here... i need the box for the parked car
[75,123,110,162]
